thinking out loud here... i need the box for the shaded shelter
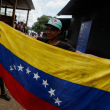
[0,0,35,27]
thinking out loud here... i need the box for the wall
[67,4,110,59]
[1,15,12,26]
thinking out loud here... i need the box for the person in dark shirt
[36,18,98,57]
[42,32,47,38]
[37,37,76,52]
[37,31,42,37]
[37,18,77,52]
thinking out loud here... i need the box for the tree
[27,26,32,30]
[32,15,52,32]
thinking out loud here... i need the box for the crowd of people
[15,21,47,39]
[15,21,27,33]
[15,19,78,52]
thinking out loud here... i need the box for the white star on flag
[48,88,55,97]
[13,64,16,70]
[54,97,62,106]
[42,79,49,88]
[10,65,14,71]
[33,72,40,80]
[18,64,24,72]
[26,68,31,74]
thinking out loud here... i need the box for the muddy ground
[0,86,24,110]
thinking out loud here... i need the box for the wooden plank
[2,6,29,10]
[5,6,7,16]
[1,15,12,26]
[0,0,2,20]
[26,10,29,26]
[23,0,31,10]
[12,0,17,28]
[6,0,13,6]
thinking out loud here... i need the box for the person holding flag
[36,18,94,56]
[0,19,110,110]
[37,18,77,52]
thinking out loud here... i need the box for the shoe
[0,94,11,101]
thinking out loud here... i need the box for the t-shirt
[37,37,76,52]
[36,34,42,37]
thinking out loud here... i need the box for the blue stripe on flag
[0,44,110,110]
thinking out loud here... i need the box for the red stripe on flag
[0,64,61,110]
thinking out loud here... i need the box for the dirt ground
[0,86,24,110]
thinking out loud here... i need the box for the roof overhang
[1,0,35,10]
[58,18,71,30]
[57,0,105,16]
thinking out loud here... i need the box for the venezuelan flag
[0,21,110,110]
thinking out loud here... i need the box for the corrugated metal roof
[2,0,35,10]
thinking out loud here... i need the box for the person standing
[25,29,29,35]
[36,18,97,58]
[42,32,47,38]
[19,22,24,33]
[36,18,76,52]
[37,31,42,37]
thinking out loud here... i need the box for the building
[57,0,110,59]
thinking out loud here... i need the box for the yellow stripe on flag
[0,21,110,92]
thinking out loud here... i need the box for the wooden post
[0,0,2,10]
[0,0,2,20]
[12,0,17,28]
[26,10,29,27]
[5,6,7,16]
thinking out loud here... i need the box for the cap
[45,18,62,29]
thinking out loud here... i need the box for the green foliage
[32,15,52,32]
[27,26,32,30]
